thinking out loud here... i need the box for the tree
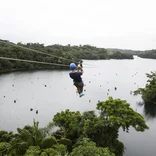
[41,136,57,149]
[139,50,156,59]
[70,138,115,156]
[0,131,14,142]
[0,40,135,73]
[144,103,156,118]
[24,146,41,156]
[97,97,149,132]
[52,97,148,156]
[0,97,149,156]
[110,51,133,59]
[53,109,81,141]
[134,71,156,104]
[95,97,149,155]
[0,142,11,156]
[4,120,43,155]
[16,120,43,147]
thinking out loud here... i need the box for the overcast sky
[0,0,156,50]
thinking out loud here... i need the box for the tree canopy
[139,50,156,59]
[0,97,149,156]
[0,40,134,73]
[110,51,133,59]
[134,71,156,105]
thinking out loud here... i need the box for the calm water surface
[0,56,156,156]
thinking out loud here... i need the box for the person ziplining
[69,63,85,97]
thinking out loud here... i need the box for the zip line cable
[0,56,69,67]
[0,56,93,68]
[0,40,75,63]
[0,40,94,67]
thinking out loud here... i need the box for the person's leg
[74,81,84,96]
[74,82,79,94]
[77,88,81,94]
[79,87,83,94]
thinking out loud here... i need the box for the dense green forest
[106,48,143,55]
[0,97,148,156]
[107,48,156,59]
[0,40,134,73]
[138,50,156,59]
[0,40,75,73]
[134,71,156,105]
[109,51,133,59]
[1,39,156,74]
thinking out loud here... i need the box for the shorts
[74,81,84,88]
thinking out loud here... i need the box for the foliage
[16,120,43,147]
[53,109,81,141]
[24,145,68,156]
[41,136,57,149]
[52,144,68,156]
[72,137,99,149]
[106,48,143,55]
[97,97,149,132]
[53,98,148,156]
[24,146,41,156]
[110,51,134,59]
[0,97,149,156]
[139,50,156,59]
[70,137,114,156]
[134,71,156,104]
[0,142,11,155]
[43,148,60,156]
[144,103,156,118]
[0,40,134,73]
[2,120,44,155]
[0,40,74,73]
[106,48,156,59]
[70,146,114,156]
[0,131,14,142]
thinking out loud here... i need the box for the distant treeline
[138,50,156,59]
[106,48,143,55]
[0,40,134,73]
[68,45,133,60]
[107,48,156,59]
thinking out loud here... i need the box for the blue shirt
[69,72,83,82]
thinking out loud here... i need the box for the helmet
[70,63,76,70]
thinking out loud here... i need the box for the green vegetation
[0,40,134,73]
[144,103,156,118]
[139,50,156,59]
[107,48,156,59]
[107,48,143,55]
[0,40,74,73]
[134,71,156,105]
[0,97,148,156]
[110,51,133,59]
[1,39,156,74]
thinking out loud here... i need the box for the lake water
[0,56,156,156]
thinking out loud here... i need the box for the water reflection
[144,103,156,119]
[136,101,144,106]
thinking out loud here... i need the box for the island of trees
[107,48,156,59]
[134,71,156,105]
[138,50,156,59]
[0,97,149,156]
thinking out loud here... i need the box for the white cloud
[0,0,156,50]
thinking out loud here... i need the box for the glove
[77,64,81,68]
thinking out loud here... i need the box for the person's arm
[77,64,84,74]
